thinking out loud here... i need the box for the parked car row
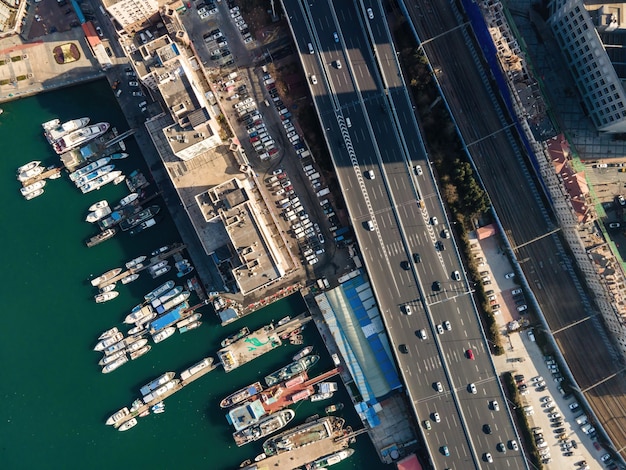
[229,3,253,44]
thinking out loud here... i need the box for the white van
[145,30,154,40]
[346,117,352,127]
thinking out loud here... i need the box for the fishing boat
[221,327,250,348]
[119,205,161,231]
[94,331,124,351]
[262,416,345,456]
[74,165,115,187]
[220,381,263,409]
[178,321,201,334]
[177,263,194,277]
[324,402,344,414]
[130,345,151,360]
[17,160,41,174]
[175,313,202,330]
[150,245,170,256]
[310,391,333,402]
[86,228,117,247]
[152,326,176,343]
[99,283,117,294]
[91,268,123,287]
[117,417,137,431]
[140,372,176,396]
[306,449,355,470]
[142,379,180,403]
[125,255,147,270]
[138,409,150,418]
[118,192,139,207]
[113,174,126,185]
[180,357,214,381]
[127,324,146,335]
[129,218,156,236]
[311,382,337,402]
[155,291,190,314]
[98,326,119,340]
[105,407,129,426]
[42,117,89,143]
[47,167,62,179]
[102,354,128,373]
[292,346,313,362]
[151,286,183,307]
[53,122,110,154]
[121,273,140,285]
[126,338,148,353]
[151,402,164,412]
[80,170,122,194]
[289,335,303,345]
[24,188,44,200]
[264,355,320,387]
[20,180,46,196]
[69,157,111,181]
[124,305,153,324]
[89,200,108,212]
[86,205,112,223]
[95,291,119,303]
[17,165,43,182]
[98,349,126,366]
[149,260,168,271]
[233,410,295,447]
[110,152,128,160]
[144,281,175,301]
[152,265,171,278]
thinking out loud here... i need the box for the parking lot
[471,232,613,468]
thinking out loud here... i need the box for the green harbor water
[1,80,385,470]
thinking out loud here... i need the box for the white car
[199,10,209,19]
[433,412,440,423]
[491,400,499,411]
[310,75,317,85]
[437,324,444,335]
[469,383,477,394]
[509,440,518,451]
[415,165,423,175]
[274,189,285,196]
[367,8,374,19]
[244,37,253,44]
[505,272,515,279]
[272,168,284,176]
[431,216,438,225]
[436,382,443,392]
[443,321,451,330]
[128,81,138,87]
[418,329,427,340]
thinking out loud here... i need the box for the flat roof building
[549,0,626,132]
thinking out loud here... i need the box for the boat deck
[217,325,282,372]
[113,357,218,429]
[241,432,351,470]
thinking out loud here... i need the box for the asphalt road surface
[284,0,527,467]
[399,0,626,458]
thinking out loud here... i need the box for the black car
[432,281,441,291]
[401,261,411,271]
[435,241,444,251]
[413,253,421,263]
[483,424,492,434]
[399,344,409,354]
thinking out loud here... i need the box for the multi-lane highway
[399,0,626,456]
[283,0,527,467]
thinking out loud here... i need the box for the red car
[268,148,278,155]
[250,136,260,143]
[284,185,293,192]
[466,349,475,360]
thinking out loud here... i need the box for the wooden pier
[21,167,62,187]
[113,357,219,429]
